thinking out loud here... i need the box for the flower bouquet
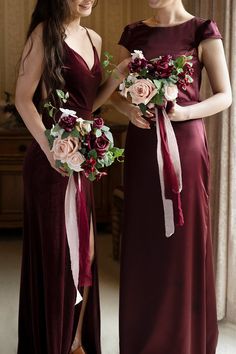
[44,90,124,181]
[118,50,194,237]
[119,50,194,115]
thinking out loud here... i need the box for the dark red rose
[93,117,104,129]
[58,114,76,132]
[129,58,148,73]
[154,55,174,79]
[94,134,110,158]
[183,62,194,76]
[86,132,96,150]
[82,157,97,176]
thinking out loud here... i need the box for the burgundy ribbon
[155,107,184,236]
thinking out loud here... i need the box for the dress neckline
[64,41,97,72]
[141,16,196,29]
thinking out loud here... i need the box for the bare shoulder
[86,28,102,46]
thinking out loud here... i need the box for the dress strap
[84,27,94,47]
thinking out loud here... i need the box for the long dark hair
[26,0,72,107]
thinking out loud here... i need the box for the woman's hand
[115,57,132,78]
[168,103,190,122]
[43,146,69,177]
[128,105,153,129]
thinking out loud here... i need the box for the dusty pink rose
[128,79,158,105]
[164,84,178,101]
[51,136,80,163]
[66,151,85,172]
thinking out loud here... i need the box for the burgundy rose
[58,115,77,132]
[153,55,174,79]
[86,132,96,150]
[129,58,148,73]
[183,62,194,76]
[82,157,97,176]
[93,117,104,129]
[94,134,110,158]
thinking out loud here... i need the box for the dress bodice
[118,17,222,105]
[43,34,102,128]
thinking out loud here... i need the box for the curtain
[185,0,236,323]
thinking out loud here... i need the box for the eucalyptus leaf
[104,131,113,144]
[95,129,102,138]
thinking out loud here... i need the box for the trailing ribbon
[65,174,83,305]
[155,107,184,237]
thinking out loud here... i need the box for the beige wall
[0,0,193,100]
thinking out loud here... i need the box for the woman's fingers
[130,107,150,129]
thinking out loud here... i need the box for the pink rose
[164,84,178,101]
[51,136,80,163]
[66,151,85,172]
[128,79,158,105]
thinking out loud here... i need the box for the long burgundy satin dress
[118,17,222,354]
[17,32,102,354]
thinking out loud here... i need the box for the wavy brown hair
[26,0,98,107]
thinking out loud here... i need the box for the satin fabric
[118,17,222,354]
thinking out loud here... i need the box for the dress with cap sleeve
[118,16,221,354]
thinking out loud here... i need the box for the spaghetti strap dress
[118,17,222,354]
[17,30,102,354]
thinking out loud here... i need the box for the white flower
[50,124,64,138]
[126,74,137,84]
[76,118,92,135]
[119,81,128,98]
[66,151,85,172]
[131,50,145,60]
[164,83,178,101]
[59,108,77,118]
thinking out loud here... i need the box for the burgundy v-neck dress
[118,17,222,354]
[17,36,102,354]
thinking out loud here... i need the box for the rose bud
[93,117,104,129]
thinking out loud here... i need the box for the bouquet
[44,90,124,181]
[119,50,194,115]
[118,50,195,236]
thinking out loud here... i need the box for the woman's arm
[15,24,64,174]
[108,46,151,129]
[169,38,232,121]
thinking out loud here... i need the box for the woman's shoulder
[193,17,222,44]
[122,20,145,32]
[86,28,102,45]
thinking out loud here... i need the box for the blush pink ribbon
[65,174,83,305]
[155,107,184,236]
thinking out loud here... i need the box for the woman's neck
[153,2,191,26]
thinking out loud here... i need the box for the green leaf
[174,56,186,68]
[95,129,102,138]
[61,131,70,139]
[49,108,54,118]
[139,103,147,115]
[101,125,110,132]
[70,129,81,138]
[88,149,98,159]
[56,89,65,99]
[152,93,164,106]
[45,129,55,149]
[104,131,113,144]
[153,79,162,91]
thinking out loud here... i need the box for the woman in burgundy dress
[15,1,128,353]
[111,0,232,353]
